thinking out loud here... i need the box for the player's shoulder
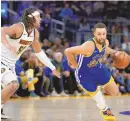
[81,38,95,56]
[83,38,95,47]
[10,22,24,33]
[11,22,23,29]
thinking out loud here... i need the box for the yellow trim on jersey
[93,38,103,52]
[103,76,115,87]
[77,84,98,97]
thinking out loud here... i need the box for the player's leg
[103,76,120,96]
[1,108,11,119]
[1,69,19,105]
[97,69,117,120]
[77,79,115,121]
[1,80,19,104]
[98,64,119,96]
[1,70,19,120]
[1,84,12,120]
[77,80,108,109]
[92,89,115,121]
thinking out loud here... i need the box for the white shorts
[1,62,18,86]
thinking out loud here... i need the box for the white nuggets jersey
[1,22,35,68]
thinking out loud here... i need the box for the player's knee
[110,89,120,96]
[13,80,20,89]
[8,80,19,90]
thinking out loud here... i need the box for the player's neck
[94,38,103,49]
[26,28,34,36]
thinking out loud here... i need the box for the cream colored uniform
[1,22,34,86]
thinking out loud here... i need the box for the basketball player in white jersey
[1,7,60,119]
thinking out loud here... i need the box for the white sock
[92,90,108,111]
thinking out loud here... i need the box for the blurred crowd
[1,1,130,97]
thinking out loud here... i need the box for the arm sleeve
[35,50,56,71]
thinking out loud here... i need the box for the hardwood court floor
[2,95,130,121]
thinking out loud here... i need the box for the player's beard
[96,38,106,46]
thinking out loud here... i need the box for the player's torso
[76,38,106,76]
[1,22,34,67]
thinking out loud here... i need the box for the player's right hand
[6,44,17,54]
[52,69,61,78]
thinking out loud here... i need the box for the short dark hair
[93,23,107,32]
[21,7,40,29]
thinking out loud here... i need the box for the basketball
[112,51,130,69]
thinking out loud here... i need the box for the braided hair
[21,7,40,30]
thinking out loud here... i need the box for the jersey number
[17,46,26,55]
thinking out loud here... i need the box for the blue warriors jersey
[75,38,111,92]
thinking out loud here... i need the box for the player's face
[94,28,107,45]
[34,13,41,28]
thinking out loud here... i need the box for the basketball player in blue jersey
[1,7,60,119]
[65,23,119,121]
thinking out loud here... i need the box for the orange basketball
[113,51,130,69]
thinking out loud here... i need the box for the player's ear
[93,31,96,36]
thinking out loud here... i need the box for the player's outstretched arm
[64,41,95,68]
[32,29,60,78]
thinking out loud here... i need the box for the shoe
[45,92,50,97]
[60,91,69,97]
[64,90,69,94]
[51,90,60,97]
[39,92,46,97]
[1,110,11,119]
[29,93,39,97]
[100,108,116,121]
[74,90,81,96]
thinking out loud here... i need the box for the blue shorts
[75,65,111,92]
